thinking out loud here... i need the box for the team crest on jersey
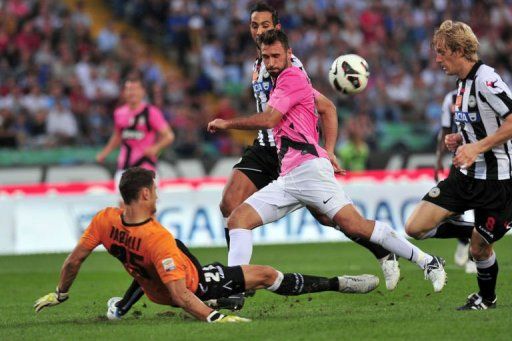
[162,258,176,272]
[428,187,441,198]
[468,95,476,108]
[252,80,272,94]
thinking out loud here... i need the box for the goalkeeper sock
[228,229,253,266]
[370,220,432,269]
[117,280,144,316]
[267,271,337,296]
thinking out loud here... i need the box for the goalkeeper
[34,167,379,323]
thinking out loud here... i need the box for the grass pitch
[1,238,511,340]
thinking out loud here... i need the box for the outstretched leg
[242,265,379,295]
[308,207,400,290]
[106,280,144,319]
[220,169,259,249]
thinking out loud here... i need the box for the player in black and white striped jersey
[434,89,476,274]
[406,20,512,310]
[218,2,401,300]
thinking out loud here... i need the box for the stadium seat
[209,157,239,177]
[175,159,205,178]
[0,167,43,185]
[45,165,111,183]
[158,161,179,179]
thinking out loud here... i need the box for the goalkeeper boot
[106,297,123,320]
[424,256,447,292]
[379,253,400,290]
[457,293,496,310]
[204,294,245,311]
[338,274,379,293]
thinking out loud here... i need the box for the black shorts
[423,168,512,243]
[195,262,246,300]
[233,145,279,190]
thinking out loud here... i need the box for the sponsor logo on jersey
[454,111,481,123]
[122,129,145,140]
[162,258,176,272]
[252,80,272,94]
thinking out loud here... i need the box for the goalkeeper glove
[206,310,251,323]
[34,287,69,313]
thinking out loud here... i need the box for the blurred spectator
[3,0,512,160]
[46,100,78,145]
[97,21,119,53]
[336,116,369,171]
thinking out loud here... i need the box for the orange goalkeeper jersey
[79,207,201,305]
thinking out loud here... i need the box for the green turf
[1,238,511,340]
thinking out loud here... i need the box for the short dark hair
[119,167,155,204]
[249,1,279,26]
[257,29,289,50]
[124,70,143,85]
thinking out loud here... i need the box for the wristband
[206,310,225,323]
[55,287,69,302]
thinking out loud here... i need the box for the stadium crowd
[2,0,512,165]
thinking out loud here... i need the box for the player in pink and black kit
[208,29,447,293]
[97,73,174,189]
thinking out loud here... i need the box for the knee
[220,196,236,218]
[404,220,425,240]
[405,225,422,240]
[226,209,241,229]
[227,205,251,229]
[469,244,492,261]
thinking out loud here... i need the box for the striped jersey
[454,61,512,180]
[252,54,307,147]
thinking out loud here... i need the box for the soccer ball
[328,54,370,94]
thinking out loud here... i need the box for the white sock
[421,227,437,239]
[475,252,496,269]
[228,229,253,266]
[370,221,433,269]
[266,271,284,291]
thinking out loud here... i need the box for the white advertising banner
[0,173,442,255]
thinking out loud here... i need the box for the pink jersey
[267,66,329,175]
[114,103,168,171]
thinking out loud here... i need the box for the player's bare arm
[207,105,283,133]
[96,130,122,163]
[165,278,214,321]
[57,244,92,293]
[314,89,343,174]
[454,114,512,168]
[34,244,92,313]
[144,126,175,158]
